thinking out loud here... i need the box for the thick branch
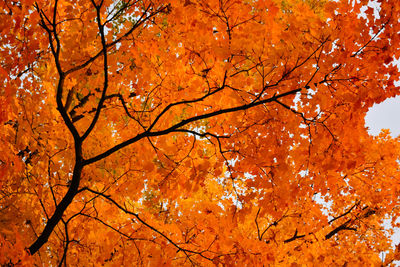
[28,161,83,255]
[325,219,356,240]
[84,88,301,165]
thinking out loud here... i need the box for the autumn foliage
[1,0,400,265]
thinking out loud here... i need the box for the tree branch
[84,88,301,165]
[81,0,109,141]
[81,187,215,262]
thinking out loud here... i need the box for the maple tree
[1,0,400,265]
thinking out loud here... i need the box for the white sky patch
[312,193,333,218]
[365,96,400,137]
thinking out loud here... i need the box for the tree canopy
[1,0,400,265]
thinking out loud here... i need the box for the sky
[365,96,400,137]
